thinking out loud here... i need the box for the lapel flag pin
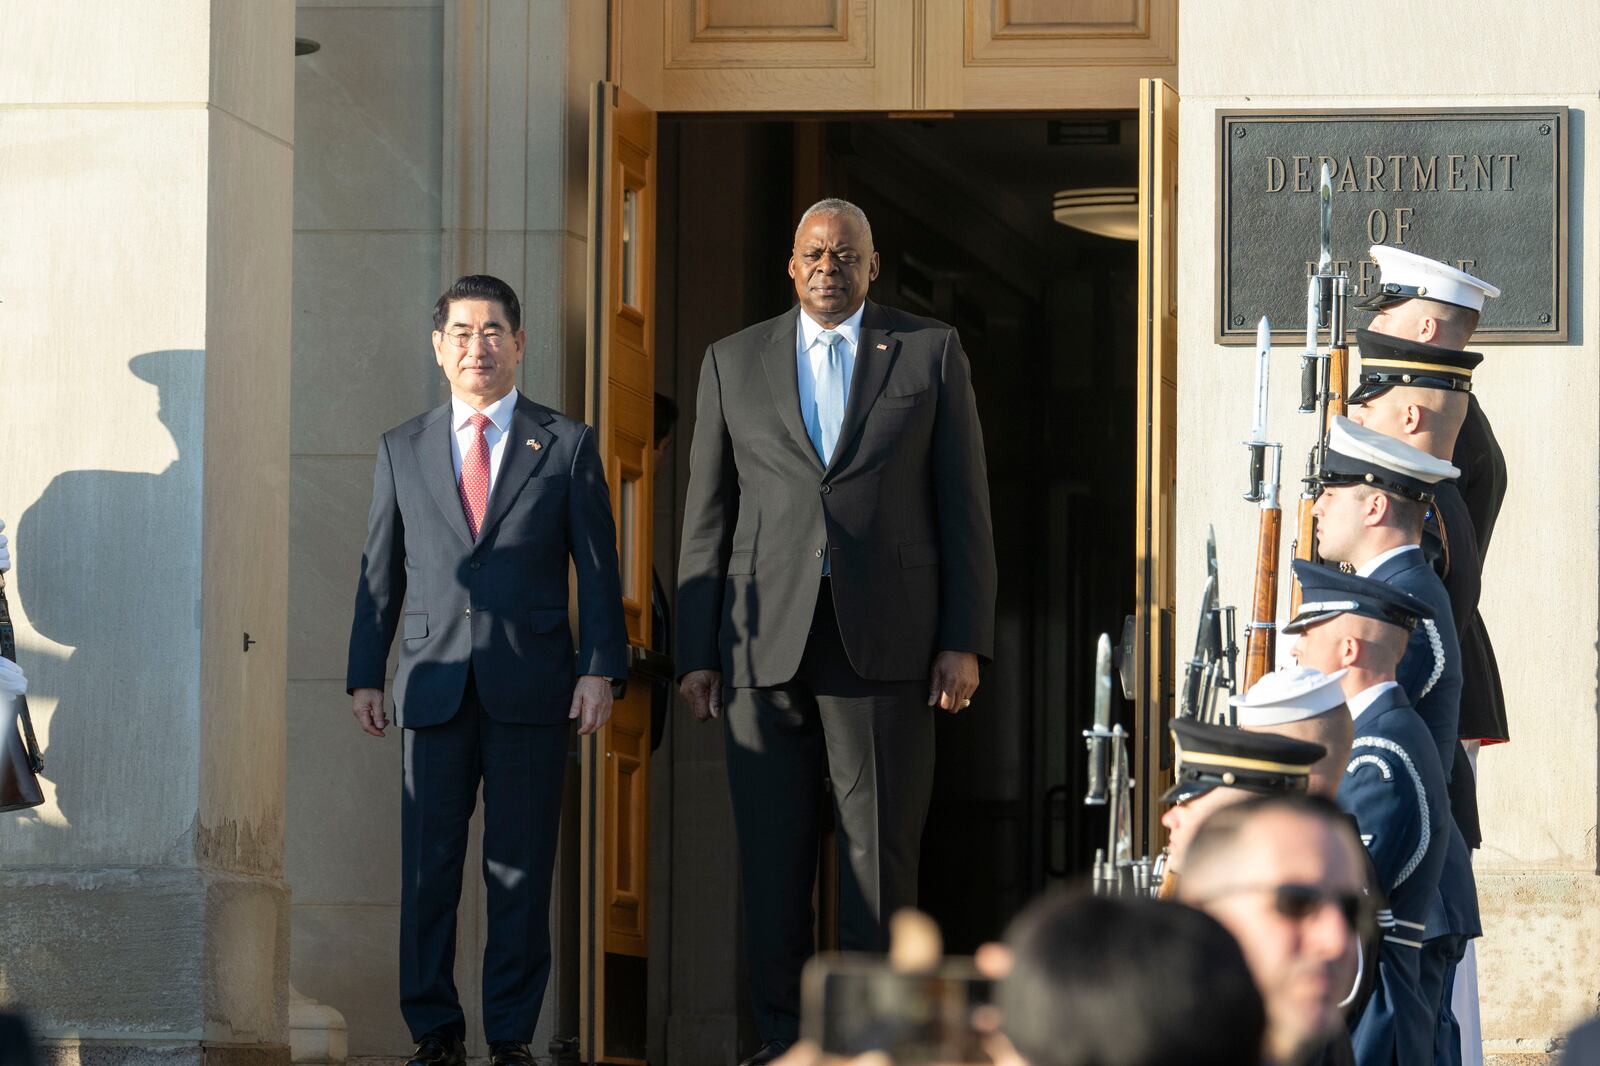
[527,439,542,451]
[876,342,889,350]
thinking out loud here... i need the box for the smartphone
[800,953,994,1064]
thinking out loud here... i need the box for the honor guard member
[1159,717,1327,890]
[1356,246,1509,847]
[1284,563,1449,1066]
[1306,419,1482,1066]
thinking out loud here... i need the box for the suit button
[464,607,472,617]
[814,548,824,558]
[820,484,832,494]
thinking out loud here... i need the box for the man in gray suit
[347,275,627,1066]
[677,199,997,1065]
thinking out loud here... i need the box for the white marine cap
[1320,415,1460,501]
[1360,245,1502,312]
[1231,666,1350,726]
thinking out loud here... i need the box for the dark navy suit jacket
[347,393,629,727]
[1342,684,1449,1065]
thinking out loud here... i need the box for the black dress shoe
[739,1040,791,1066]
[406,1032,466,1066]
[488,1041,537,1066]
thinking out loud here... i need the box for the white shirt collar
[1355,543,1422,577]
[451,388,518,433]
[1346,681,1401,720]
[799,303,865,354]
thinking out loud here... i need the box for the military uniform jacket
[1451,395,1509,746]
[1341,684,1450,1066]
[1368,546,1461,779]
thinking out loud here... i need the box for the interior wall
[1176,3,1600,1054]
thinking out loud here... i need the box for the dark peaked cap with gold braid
[1161,718,1326,805]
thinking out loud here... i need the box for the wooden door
[614,0,915,111]
[582,81,657,1066]
[612,0,1176,112]
[923,0,1177,110]
[1133,77,1177,857]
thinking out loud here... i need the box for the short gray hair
[795,198,873,247]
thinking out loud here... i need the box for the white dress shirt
[1355,543,1421,577]
[1346,680,1401,721]
[796,303,863,451]
[450,389,518,495]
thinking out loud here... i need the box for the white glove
[0,517,9,573]
[0,656,26,698]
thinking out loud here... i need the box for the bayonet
[1245,316,1272,500]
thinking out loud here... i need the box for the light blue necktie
[812,329,845,464]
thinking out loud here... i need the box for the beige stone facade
[1,1,1595,1063]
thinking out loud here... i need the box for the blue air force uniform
[1285,562,1449,1066]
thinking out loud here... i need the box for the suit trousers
[400,671,568,1043]
[723,579,936,1044]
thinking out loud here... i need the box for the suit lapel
[475,397,556,548]
[758,307,824,473]
[412,405,475,551]
[828,300,901,476]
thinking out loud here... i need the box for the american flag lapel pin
[527,438,542,451]
[875,342,889,350]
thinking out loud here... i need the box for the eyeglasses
[438,328,510,350]
[1194,883,1379,933]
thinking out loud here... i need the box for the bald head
[1292,613,1409,695]
[1350,384,1469,459]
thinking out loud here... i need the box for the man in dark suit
[347,275,628,1066]
[676,198,997,1065]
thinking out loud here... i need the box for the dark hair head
[654,393,679,447]
[433,274,522,333]
[1184,792,1356,885]
[998,891,1264,1066]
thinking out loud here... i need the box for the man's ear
[1403,402,1424,434]
[1417,314,1440,344]
[1340,636,1362,668]
[868,250,881,281]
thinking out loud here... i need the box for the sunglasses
[1197,883,1380,933]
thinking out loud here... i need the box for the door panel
[616,0,914,111]
[1133,77,1177,857]
[582,81,658,1066]
[923,0,1176,110]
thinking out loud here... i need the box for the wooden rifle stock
[1328,341,1349,421]
[1244,503,1282,690]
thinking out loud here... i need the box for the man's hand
[569,675,614,735]
[927,651,979,713]
[0,517,10,573]
[679,669,724,721]
[352,687,388,737]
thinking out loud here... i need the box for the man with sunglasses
[1285,562,1450,1065]
[1179,793,1372,1066]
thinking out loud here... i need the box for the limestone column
[0,2,295,1062]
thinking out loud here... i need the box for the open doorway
[647,111,1141,1051]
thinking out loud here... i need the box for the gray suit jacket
[677,300,997,688]
[347,393,628,726]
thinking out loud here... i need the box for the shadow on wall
[10,350,201,850]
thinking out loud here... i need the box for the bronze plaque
[1217,108,1567,344]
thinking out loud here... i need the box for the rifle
[1177,530,1238,727]
[1084,633,1155,897]
[0,571,45,813]
[1242,316,1284,690]
[1288,162,1350,613]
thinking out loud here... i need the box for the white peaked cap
[1327,415,1461,485]
[1367,245,1502,312]
[1232,666,1350,726]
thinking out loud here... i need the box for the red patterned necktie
[458,412,492,540]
